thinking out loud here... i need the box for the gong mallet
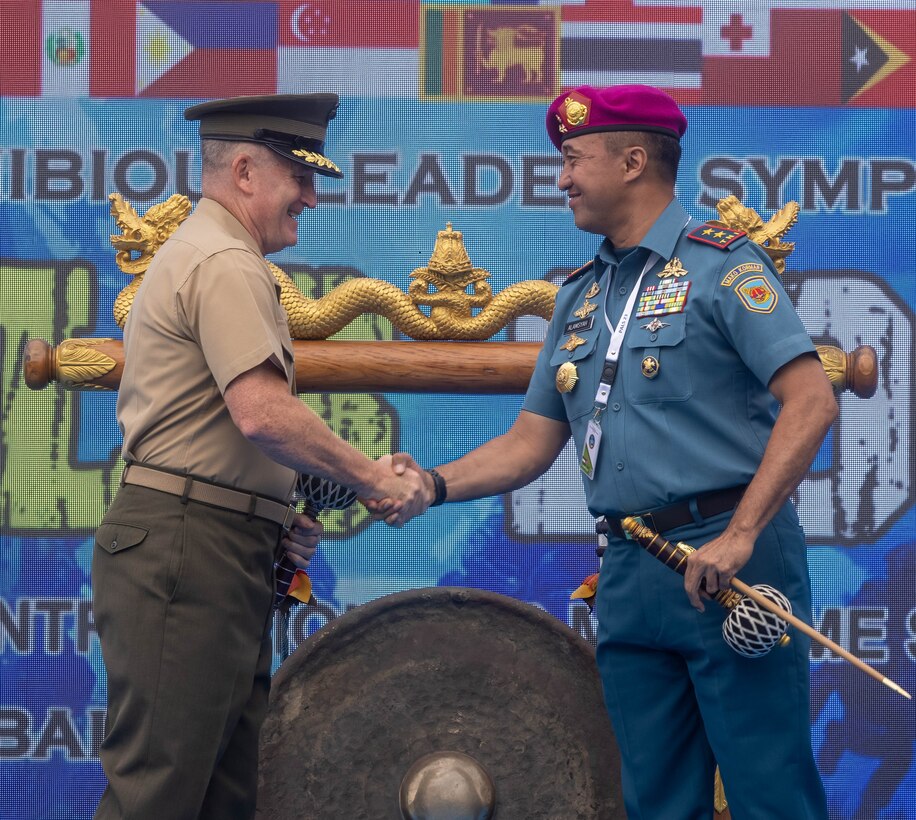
[621,516,911,700]
[274,474,358,661]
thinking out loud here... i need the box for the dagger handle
[620,517,743,609]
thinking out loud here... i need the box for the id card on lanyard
[580,251,660,479]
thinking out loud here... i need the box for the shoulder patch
[734,275,778,313]
[562,260,594,286]
[687,223,746,250]
[721,261,763,287]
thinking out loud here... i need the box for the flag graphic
[42,1,90,95]
[278,0,419,96]
[0,0,91,96]
[841,11,914,104]
[700,8,915,107]
[422,5,560,101]
[92,0,279,98]
[136,3,192,93]
[556,1,704,99]
[561,21,703,91]
[2,0,914,106]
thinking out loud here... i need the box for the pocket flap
[548,332,600,367]
[96,522,149,554]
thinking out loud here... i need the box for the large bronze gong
[257,587,624,819]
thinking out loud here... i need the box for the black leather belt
[605,485,747,540]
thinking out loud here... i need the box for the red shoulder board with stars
[687,223,747,250]
[563,260,594,285]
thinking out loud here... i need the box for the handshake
[361,453,440,528]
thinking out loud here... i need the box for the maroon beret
[546,84,687,150]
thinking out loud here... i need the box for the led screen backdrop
[1,1,915,818]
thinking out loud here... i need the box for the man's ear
[622,145,648,180]
[231,151,255,190]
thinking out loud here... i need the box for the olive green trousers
[92,484,279,820]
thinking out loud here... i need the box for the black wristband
[425,468,447,507]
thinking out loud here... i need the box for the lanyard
[592,251,660,410]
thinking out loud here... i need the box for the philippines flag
[91,0,279,97]
[278,1,419,97]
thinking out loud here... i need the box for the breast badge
[561,333,587,353]
[556,362,579,393]
[574,300,598,319]
[735,276,777,313]
[585,282,601,299]
[641,356,660,379]
[657,257,687,279]
[640,318,670,333]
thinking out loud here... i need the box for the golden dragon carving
[712,194,798,275]
[108,194,556,340]
[109,192,804,341]
[25,193,875,398]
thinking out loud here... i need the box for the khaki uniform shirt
[117,197,297,502]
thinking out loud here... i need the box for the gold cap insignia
[563,95,589,127]
[556,362,579,393]
[561,333,587,353]
[641,356,660,379]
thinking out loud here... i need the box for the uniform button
[110,540,118,550]
[612,402,621,411]
[650,333,658,341]
[618,286,627,294]
[616,462,624,471]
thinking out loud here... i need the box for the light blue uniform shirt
[523,198,815,518]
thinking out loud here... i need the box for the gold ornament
[561,334,587,353]
[658,257,688,279]
[555,362,579,393]
[107,196,558,341]
[291,149,342,175]
[574,300,598,319]
[712,195,799,275]
[563,97,588,125]
[55,339,117,389]
[641,356,660,379]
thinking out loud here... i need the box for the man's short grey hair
[200,138,281,175]
[200,139,248,174]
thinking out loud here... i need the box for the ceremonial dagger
[274,474,357,662]
[621,516,912,700]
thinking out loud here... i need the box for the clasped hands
[361,452,433,528]
[282,453,431,573]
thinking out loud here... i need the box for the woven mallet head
[722,584,791,658]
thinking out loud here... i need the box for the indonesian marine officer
[380,85,836,818]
